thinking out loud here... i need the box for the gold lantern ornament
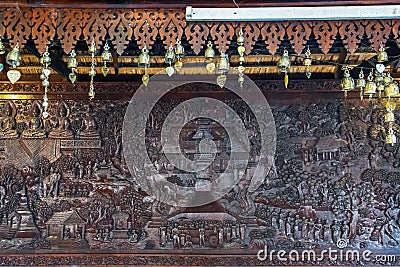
[356,69,366,100]
[101,41,112,77]
[303,46,312,79]
[364,71,376,99]
[341,69,354,98]
[205,41,215,74]
[138,45,150,86]
[174,39,184,72]
[67,50,78,83]
[277,49,291,88]
[216,51,229,88]
[165,43,176,77]
[6,44,21,84]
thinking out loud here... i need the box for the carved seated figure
[22,102,46,138]
[0,102,18,138]
[77,105,100,138]
[49,101,73,139]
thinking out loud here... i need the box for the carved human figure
[0,101,18,138]
[78,105,100,138]
[22,102,46,138]
[331,220,341,243]
[49,101,73,138]
[199,227,205,247]
[172,226,180,248]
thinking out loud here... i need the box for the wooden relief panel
[0,85,399,265]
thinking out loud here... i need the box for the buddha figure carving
[22,101,46,138]
[0,101,18,138]
[78,104,100,138]
[49,101,73,139]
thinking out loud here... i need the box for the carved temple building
[0,0,399,266]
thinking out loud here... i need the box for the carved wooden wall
[1,8,399,55]
[0,81,399,266]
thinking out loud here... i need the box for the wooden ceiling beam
[2,0,399,8]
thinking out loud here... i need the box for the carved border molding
[0,79,341,94]
[0,252,397,266]
[0,8,399,55]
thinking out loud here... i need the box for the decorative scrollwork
[287,21,313,55]
[260,22,286,55]
[313,21,338,54]
[0,7,398,56]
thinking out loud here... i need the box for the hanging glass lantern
[303,47,312,79]
[101,41,112,77]
[67,50,78,84]
[364,71,376,98]
[377,45,388,63]
[277,49,291,88]
[341,69,354,97]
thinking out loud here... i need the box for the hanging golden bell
[377,83,385,92]
[88,39,97,54]
[39,46,51,67]
[237,29,245,46]
[386,128,397,145]
[341,69,354,92]
[217,52,230,73]
[277,49,291,73]
[385,82,399,97]
[138,46,150,68]
[385,111,395,123]
[101,42,112,63]
[355,69,366,90]
[375,72,384,83]
[377,45,388,63]
[165,43,175,64]
[67,50,78,69]
[364,72,376,96]
[175,39,185,59]
[6,44,21,68]
[0,38,5,55]
[205,41,215,60]
[303,47,312,66]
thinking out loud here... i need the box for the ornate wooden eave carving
[0,8,399,55]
